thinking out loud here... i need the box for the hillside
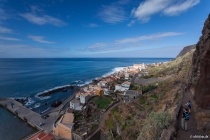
[100,46,195,140]
[176,45,195,58]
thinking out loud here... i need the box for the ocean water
[0,106,36,140]
[0,58,172,111]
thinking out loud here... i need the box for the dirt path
[176,90,206,140]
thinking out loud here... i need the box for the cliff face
[176,45,195,58]
[190,14,210,109]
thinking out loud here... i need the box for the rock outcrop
[176,45,195,58]
[190,14,210,109]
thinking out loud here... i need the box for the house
[124,90,141,100]
[66,108,73,113]
[133,64,142,69]
[95,88,103,96]
[75,91,81,99]
[80,93,90,104]
[53,112,74,140]
[124,73,129,80]
[121,81,131,88]
[88,84,101,91]
[70,99,80,109]
[115,84,129,92]
[29,132,54,140]
[103,88,112,95]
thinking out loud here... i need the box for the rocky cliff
[190,14,210,109]
[176,45,195,58]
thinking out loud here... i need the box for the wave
[39,96,51,100]
[24,98,35,106]
[102,67,125,77]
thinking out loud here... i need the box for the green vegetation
[73,111,83,120]
[112,106,119,113]
[105,120,114,129]
[129,84,139,90]
[93,98,111,109]
[139,95,147,105]
[141,84,157,94]
[140,111,171,140]
[90,123,98,131]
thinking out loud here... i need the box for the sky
[0,0,209,58]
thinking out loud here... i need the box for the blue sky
[0,0,209,58]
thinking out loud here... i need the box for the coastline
[11,59,171,113]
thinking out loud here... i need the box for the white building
[124,73,129,80]
[70,99,80,109]
[80,93,90,104]
[103,88,113,95]
[115,84,129,92]
[142,63,146,69]
[121,81,131,88]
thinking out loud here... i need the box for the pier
[0,98,56,134]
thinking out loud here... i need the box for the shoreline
[12,60,170,109]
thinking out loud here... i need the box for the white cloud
[85,32,185,52]
[127,20,136,26]
[28,35,55,44]
[0,36,21,41]
[30,5,43,14]
[20,13,67,26]
[131,0,200,22]
[88,23,99,27]
[88,43,108,49]
[0,26,13,33]
[131,0,172,22]
[98,4,126,23]
[164,0,200,16]
[98,0,130,24]
[115,32,184,44]
[0,8,9,20]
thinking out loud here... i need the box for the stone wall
[159,90,183,140]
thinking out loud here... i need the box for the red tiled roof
[29,132,54,140]
[66,108,73,113]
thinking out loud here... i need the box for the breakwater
[36,85,77,97]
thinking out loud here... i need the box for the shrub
[122,121,126,126]
[130,120,135,126]
[105,120,114,129]
[139,95,147,105]
[139,111,171,140]
[126,116,131,120]
[112,106,119,113]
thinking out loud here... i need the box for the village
[50,63,153,140]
